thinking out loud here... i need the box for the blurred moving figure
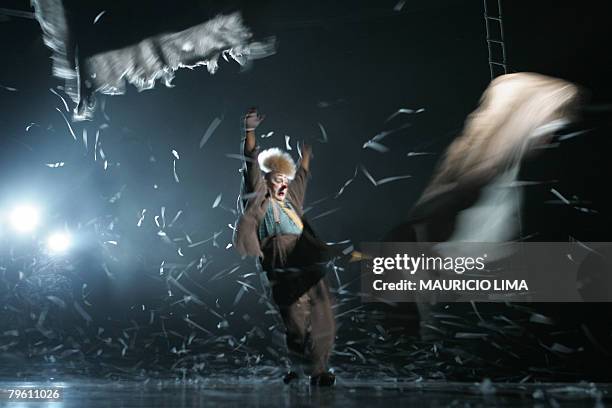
[386,72,583,337]
[385,73,612,381]
[408,72,581,245]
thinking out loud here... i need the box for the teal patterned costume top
[258,200,303,241]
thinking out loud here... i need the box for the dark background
[0,0,611,381]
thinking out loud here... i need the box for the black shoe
[310,372,336,387]
[283,371,299,384]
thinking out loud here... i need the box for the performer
[233,108,336,386]
[384,72,582,341]
[388,72,581,245]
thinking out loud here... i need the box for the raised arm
[242,108,265,193]
[289,143,312,209]
[244,108,260,154]
[300,143,312,172]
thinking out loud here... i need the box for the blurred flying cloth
[32,0,275,120]
[388,73,582,251]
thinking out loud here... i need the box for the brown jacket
[233,146,309,259]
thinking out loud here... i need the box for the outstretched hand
[244,108,265,131]
[300,142,312,171]
[301,143,312,159]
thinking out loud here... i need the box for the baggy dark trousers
[272,275,335,375]
[262,222,337,375]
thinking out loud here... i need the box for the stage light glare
[9,205,40,233]
[47,231,71,253]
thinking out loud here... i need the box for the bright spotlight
[47,231,71,253]
[10,204,40,233]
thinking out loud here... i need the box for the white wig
[258,147,297,180]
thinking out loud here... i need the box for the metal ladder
[484,0,525,240]
[483,0,508,79]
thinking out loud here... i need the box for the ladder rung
[485,16,502,21]
[488,61,507,66]
[486,39,504,44]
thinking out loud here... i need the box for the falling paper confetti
[93,10,106,24]
[385,107,425,122]
[168,210,183,227]
[362,123,412,153]
[363,141,389,153]
[361,166,377,186]
[317,123,328,143]
[394,0,406,11]
[225,153,256,163]
[173,158,180,183]
[212,194,222,208]
[55,107,77,140]
[94,130,100,160]
[82,128,88,150]
[73,301,93,323]
[557,129,591,141]
[50,88,69,112]
[550,188,570,205]
[361,166,411,186]
[200,117,223,148]
[335,166,359,198]
[376,175,412,185]
[310,207,342,221]
[137,209,147,227]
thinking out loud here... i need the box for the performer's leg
[308,278,336,376]
[278,292,311,374]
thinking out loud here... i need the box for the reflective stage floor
[0,379,609,407]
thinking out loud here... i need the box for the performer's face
[266,172,289,201]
